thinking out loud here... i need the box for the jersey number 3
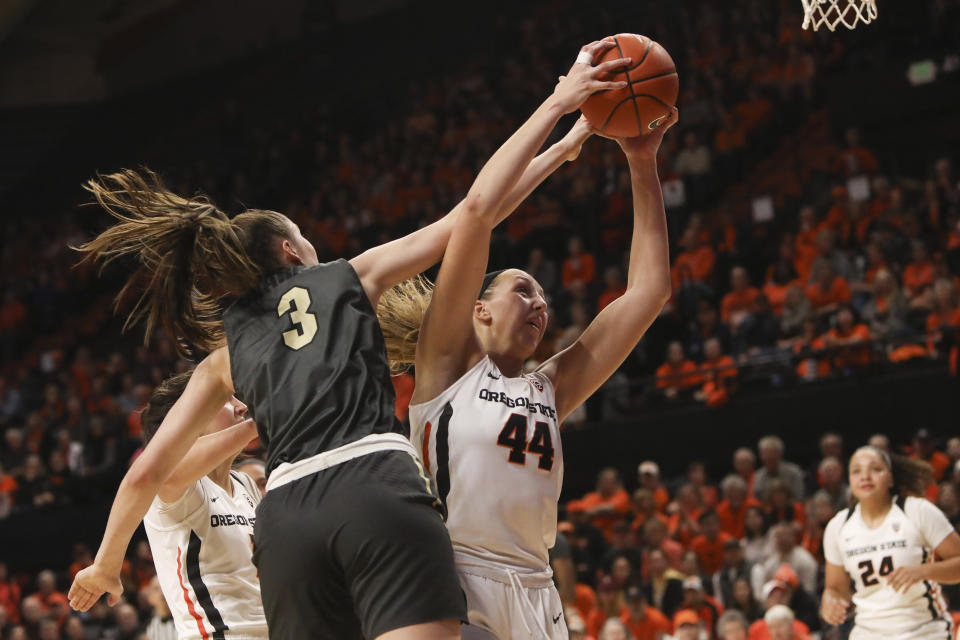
[497,413,554,471]
[277,286,318,350]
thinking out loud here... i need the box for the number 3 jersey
[409,356,563,576]
[824,495,954,637]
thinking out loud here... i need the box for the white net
[801,0,878,31]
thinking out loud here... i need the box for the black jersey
[223,259,403,475]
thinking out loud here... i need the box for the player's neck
[207,462,233,495]
[859,496,893,526]
[486,351,524,378]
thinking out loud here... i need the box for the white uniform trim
[265,432,417,492]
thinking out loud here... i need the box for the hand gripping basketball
[552,40,631,115]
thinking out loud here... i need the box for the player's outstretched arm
[68,348,235,612]
[538,109,677,422]
[156,418,258,503]
[413,44,628,398]
[349,40,628,308]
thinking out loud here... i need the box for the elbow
[123,457,164,492]
[460,192,497,227]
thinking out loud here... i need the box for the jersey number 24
[497,413,554,471]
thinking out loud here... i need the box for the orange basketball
[581,34,679,137]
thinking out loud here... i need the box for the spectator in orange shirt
[668,483,704,547]
[805,263,850,314]
[621,586,671,640]
[822,306,872,370]
[632,488,669,534]
[722,267,758,330]
[912,428,951,482]
[685,464,711,505]
[598,265,628,313]
[0,563,20,625]
[793,207,821,282]
[588,576,627,639]
[717,475,764,539]
[672,228,716,291]
[581,467,632,541]
[643,520,685,577]
[679,577,724,638]
[563,235,597,290]
[832,127,878,176]
[638,460,671,513]
[691,510,734,575]
[34,570,69,625]
[656,342,701,401]
[763,259,799,316]
[696,338,737,406]
[904,240,934,299]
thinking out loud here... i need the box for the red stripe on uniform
[176,546,210,640]
[422,421,433,471]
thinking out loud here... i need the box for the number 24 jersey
[409,356,563,575]
[824,496,954,637]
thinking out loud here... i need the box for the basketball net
[801,0,877,31]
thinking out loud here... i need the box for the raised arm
[68,347,235,611]
[155,418,258,503]
[539,110,678,422]
[412,43,629,400]
[349,41,627,307]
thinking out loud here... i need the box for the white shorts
[458,565,568,640]
[850,617,954,640]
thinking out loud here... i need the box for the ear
[474,299,492,325]
[280,238,303,266]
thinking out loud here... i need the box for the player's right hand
[68,564,123,611]
[820,591,850,625]
[553,40,629,114]
[560,115,594,162]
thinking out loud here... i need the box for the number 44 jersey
[824,495,954,638]
[409,356,563,575]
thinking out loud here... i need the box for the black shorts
[252,450,467,639]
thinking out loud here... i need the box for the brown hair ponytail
[376,275,434,373]
[889,453,933,497]
[77,168,289,356]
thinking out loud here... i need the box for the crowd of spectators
[554,429,960,639]
[0,0,959,637]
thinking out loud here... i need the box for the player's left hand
[588,107,679,160]
[886,565,928,593]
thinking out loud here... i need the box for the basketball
[580,33,679,137]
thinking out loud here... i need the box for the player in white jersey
[139,371,267,640]
[822,446,960,639]
[389,85,676,636]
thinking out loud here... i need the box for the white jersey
[144,472,267,640]
[824,496,954,638]
[409,355,563,575]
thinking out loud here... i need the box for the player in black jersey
[67,41,625,639]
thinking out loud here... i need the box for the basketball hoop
[801,0,877,31]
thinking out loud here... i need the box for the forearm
[162,420,257,494]
[921,557,960,584]
[93,463,164,573]
[463,96,566,225]
[496,135,580,220]
[624,154,671,296]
